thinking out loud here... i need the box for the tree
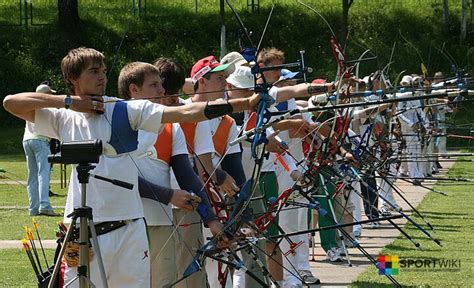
[460,0,468,43]
[58,0,79,29]
[341,0,354,45]
[442,0,449,32]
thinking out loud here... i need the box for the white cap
[226,66,254,89]
[400,75,413,86]
[220,52,248,74]
[362,76,370,84]
[36,83,56,94]
[412,75,422,83]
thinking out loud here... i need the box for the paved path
[0,179,62,185]
[0,162,456,287]
[308,162,454,287]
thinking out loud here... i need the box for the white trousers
[63,218,150,288]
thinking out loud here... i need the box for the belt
[72,218,140,240]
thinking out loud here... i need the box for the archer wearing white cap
[220,51,249,74]
[397,75,426,185]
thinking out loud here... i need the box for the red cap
[312,78,327,84]
[190,56,221,83]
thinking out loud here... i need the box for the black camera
[48,140,103,164]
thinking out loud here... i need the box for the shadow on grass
[419,211,469,216]
[404,226,462,233]
[380,244,442,252]
[351,281,396,288]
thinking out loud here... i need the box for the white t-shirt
[136,124,188,226]
[35,96,165,222]
[23,121,50,142]
[397,91,424,127]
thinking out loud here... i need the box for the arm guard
[204,101,234,119]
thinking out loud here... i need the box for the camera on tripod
[48,140,102,165]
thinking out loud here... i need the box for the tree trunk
[442,0,449,32]
[341,0,353,45]
[461,0,467,43]
[58,0,79,29]
[220,0,226,59]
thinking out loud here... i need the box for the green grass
[0,208,63,240]
[0,153,67,240]
[0,153,70,181]
[0,249,56,288]
[0,183,67,207]
[352,158,474,288]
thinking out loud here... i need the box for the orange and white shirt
[136,123,188,226]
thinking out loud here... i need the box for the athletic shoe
[336,246,349,256]
[413,180,422,186]
[49,190,59,197]
[326,247,343,262]
[398,172,408,177]
[299,270,320,284]
[353,228,362,239]
[382,204,402,213]
[381,207,392,216]
[369,221,381,229]
[39,210,61,217]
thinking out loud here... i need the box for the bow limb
[399,30,428,80]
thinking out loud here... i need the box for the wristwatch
[64,95,72,109]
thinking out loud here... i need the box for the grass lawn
[352,158,474,287]
[0,153,68,240]
[0,208,62,240]
[0,153,69,181]
[0,183,67,208]
[0,249,56,288]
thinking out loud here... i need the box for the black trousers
[361,171,379,219]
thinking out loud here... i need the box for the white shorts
[63,218,150,288]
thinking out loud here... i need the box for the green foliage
[0,0,473,127]
[0,128,25,155]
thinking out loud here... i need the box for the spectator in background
[22,82,60,216]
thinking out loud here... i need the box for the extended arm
[3,93,103,122]
[161,94,261,123]
[170,154,217,224]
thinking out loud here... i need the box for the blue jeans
[22,139,53,214]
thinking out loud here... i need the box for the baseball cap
[220,52,248,74]
[241,48,256,62]
[312,78,327,84]
[400,75,413,86]
[280,69,301,81]
[226,66,254,89]
[191,56,230,84]
[433,72,444,80]
[36,81,57,94]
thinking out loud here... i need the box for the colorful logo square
[377,255,400,275]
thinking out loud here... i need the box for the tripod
[48,163,108,288]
